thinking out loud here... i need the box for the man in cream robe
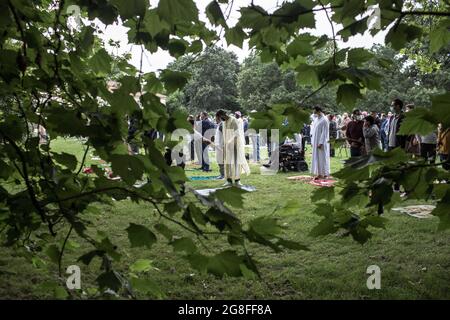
[216,110,250,186]
[311,106,330,180]
[214,114,225,179]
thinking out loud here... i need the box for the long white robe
[311,115,330,177]
[223,116,250,181]
[215,122,224,164]
[194,120,203,163]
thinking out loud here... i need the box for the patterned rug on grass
[287,175,313,181]
[308,179,336,187]
[287,175,336,187]
[391,205,435,219]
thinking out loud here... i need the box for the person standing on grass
[438,124,450,172]
[418,130,438,164]
[328,114,337,157]
[363,115,381,154]
[311,106,330,180]
[216,110,250,187]
[387,99,407,151]
[214,113,225,179]
[200,111,216,172]
[380,112,391,151]
[346,109,365,157]
[194,114,203,166]
[248,111,261,163]
[387,99,407,192]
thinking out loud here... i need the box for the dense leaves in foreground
[0,0,449,298]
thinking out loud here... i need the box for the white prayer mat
[391,205,436,219]
[194,185,256,197]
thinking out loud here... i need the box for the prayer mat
[287,175,313,181]
[194,185,256,197]
[308,179,336,187]
[391,205,435,219]
[189,176,221,181]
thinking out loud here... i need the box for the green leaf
[144,72,164,94]
[168,39,187,58]
[154,223,174,240]
[112,0,147,19]
[225,27,247,48]
[206,1,227,27]
[45,245,60,264]
[54,286,69,299]
[158,0,199,24]
[52,152,78,171]
[296,64,319,87]
[430,20,450,53]
[432,196,450,231]
[311,187,335,202]
[385,24,422,51]
[350,225,373,244]
[286,34,315,58]
[207,250,243,277]
[130,259,153,273]
[90,49,113,76]
[160,69,190,94]
[362,216,388,229]
[398,108,437,136]
[347,48,374,67]
[130,277,165,298]
[77,250,103,265]
[126,223,157,249]
[214,186,248,208]
[248,216,283,238]
[96,271,122,292]
[431,92,450,129]
[144,9,170,37]
[336,83,362,107]
[275,200,302,216]
[309,218,337,237]
[171,237,197,254]
[276,239,309,251]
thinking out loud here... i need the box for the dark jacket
[201,118,216,144]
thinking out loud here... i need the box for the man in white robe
[311,106,330,180]
[214,114,225,179]
[216,110,250,187]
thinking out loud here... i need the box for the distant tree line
[166,44,449,115]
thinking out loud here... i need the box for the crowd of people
[308,99,450,182]
[183,99,450,187]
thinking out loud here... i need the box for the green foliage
[166,46,240,113]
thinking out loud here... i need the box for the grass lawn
[0,138,449,299]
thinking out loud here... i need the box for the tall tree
[167,46,240,114]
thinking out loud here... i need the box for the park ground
[0,138,449,299]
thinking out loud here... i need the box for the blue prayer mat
[188,176,221,181]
